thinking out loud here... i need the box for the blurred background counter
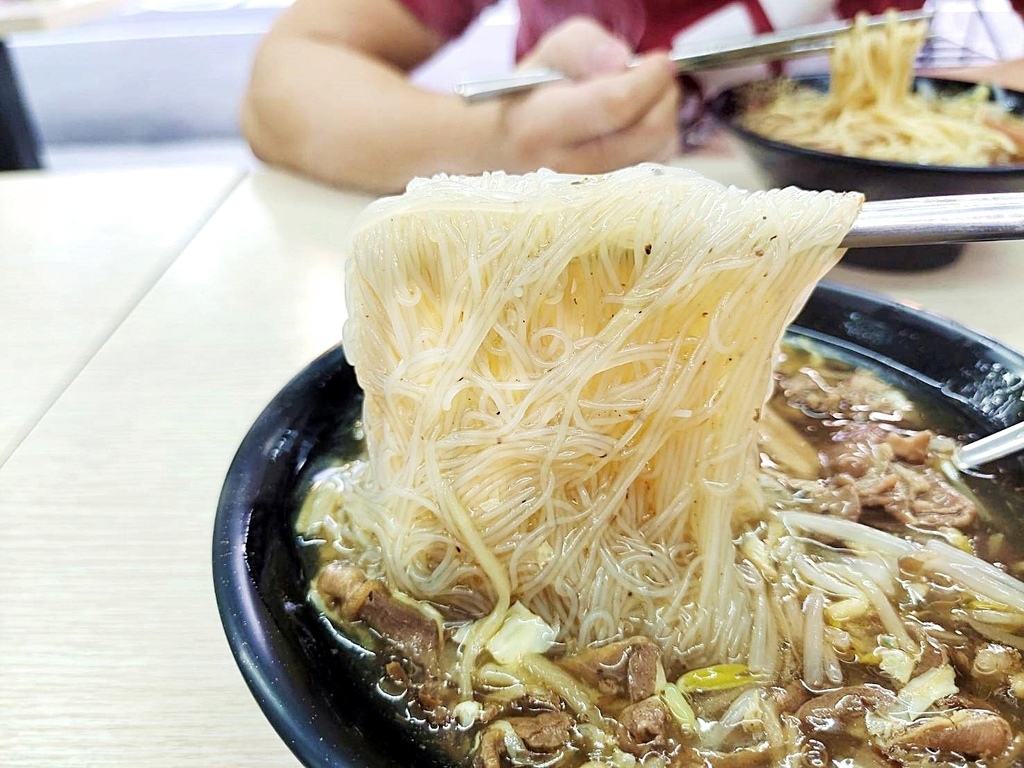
[0,0,516,171]
[0,0,136,169]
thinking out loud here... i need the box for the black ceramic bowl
[213,282,1024,768]
[709,76,1024,271]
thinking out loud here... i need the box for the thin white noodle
[333,165,862,676]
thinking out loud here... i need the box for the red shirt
[399,0,929,58]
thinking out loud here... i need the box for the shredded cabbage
[486,602,557,665]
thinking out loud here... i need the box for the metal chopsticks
[841,193,1024,248]
[456,9,933,103]
[845,192,1024,469]
[955,421,1024,470]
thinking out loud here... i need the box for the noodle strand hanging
[332,164,863,673]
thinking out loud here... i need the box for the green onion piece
[677,663,761,693]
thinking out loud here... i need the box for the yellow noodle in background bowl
[709,13,1024,271]
[738,11,1024,166]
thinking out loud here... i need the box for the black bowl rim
[709,74,1024,175]
[212,340,355,768]
[212,280,1024,768]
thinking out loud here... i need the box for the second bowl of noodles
[710,74,1024,271]
[708,10,1024,271]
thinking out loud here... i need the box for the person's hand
[494,16,682,175]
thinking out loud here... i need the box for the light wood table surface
[0,165,242,462]
[0,170,369,766]
[0,156,1022,766]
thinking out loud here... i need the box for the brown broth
[296,341,1024,768]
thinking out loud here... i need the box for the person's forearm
[242,16,681,192]
[242,33,505,193]
[933,58,1024,94]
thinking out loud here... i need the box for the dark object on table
[0,41,41,171]
[708,76,1024,271]
[212,282,1024,768]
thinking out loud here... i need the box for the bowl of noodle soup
[708,12,1024,271]
[710,75,1024,271]
[214,163,1024,768]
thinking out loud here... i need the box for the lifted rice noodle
[338,164,862,675]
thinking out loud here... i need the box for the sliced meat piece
[360,586,441,668]
[778,368,909,422]
[887,430,932,464]
[618,697,672,755]
[384,660,408,687]
[316,562,441,668]
[852,473,901,510]
[626,640,661,702]
[473,727,507,768]
[810,477,862,521]
[828,464,975,531]
[770,681,812,714]
[815,420,977,531]
[824,423,892,477]
[893,708,1013,758]
[560,636,662,702]
[418,678,458,714]
[317,562,375,619]
[510,689,563,714]
[899,468,977,528]
[972,643,1024,690]
[507,711,574,752]
[478,688,563,729]
[796,685,898,733]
